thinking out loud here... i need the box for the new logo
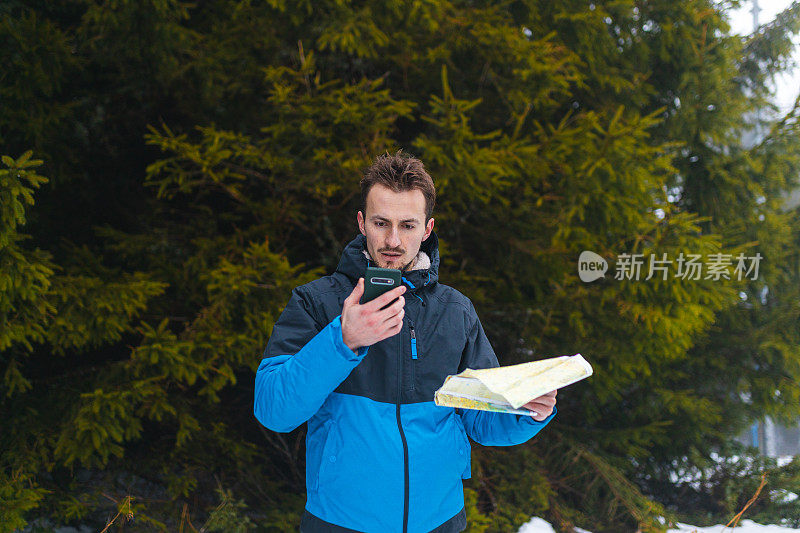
[578,251,608,282]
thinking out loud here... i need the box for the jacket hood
[335,231,440,293]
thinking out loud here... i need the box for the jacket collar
[335,231,440,291]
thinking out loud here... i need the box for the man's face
[357,184,435,271]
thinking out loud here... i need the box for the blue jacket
[254,232,555,533]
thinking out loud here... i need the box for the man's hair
[360,150,436,221]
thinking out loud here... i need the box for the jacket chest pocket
[404,322,466,396]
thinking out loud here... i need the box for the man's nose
[386,227,401,248]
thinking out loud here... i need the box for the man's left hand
[522,390,557,422]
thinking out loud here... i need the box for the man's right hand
[340,278,406,352]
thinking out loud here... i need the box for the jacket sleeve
[456,301,556,446]
[254,287,368,433]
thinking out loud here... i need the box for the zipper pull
[410,325,418,360]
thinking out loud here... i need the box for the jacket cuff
[330,315,369,361]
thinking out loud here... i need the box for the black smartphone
[361,266,402,308]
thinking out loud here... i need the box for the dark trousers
[299,507,467,533]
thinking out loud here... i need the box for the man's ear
[423,217,435,240]
[357,211,366,236]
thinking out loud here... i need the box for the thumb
[346,278,364,307]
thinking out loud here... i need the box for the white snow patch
[668,520,800,532]
[771,489,798,503]
[518,517,800,533]
[517,517,557,533]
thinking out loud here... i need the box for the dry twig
[723,472,768,531]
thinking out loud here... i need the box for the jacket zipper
[396,320,410,533]
[408,321,417,392]
[410,323,418,360]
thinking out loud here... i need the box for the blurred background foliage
[3,0,800,531]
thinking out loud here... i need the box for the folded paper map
[434,354,592,417]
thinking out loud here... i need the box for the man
[254,151,557,533]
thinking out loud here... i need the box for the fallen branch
[723,472,768,531]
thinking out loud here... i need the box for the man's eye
[404,225,415,230]
[376,221,385,227]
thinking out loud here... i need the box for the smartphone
[361,266,403,308]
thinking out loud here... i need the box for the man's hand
[522,390,557,422]
[340,278,406,352]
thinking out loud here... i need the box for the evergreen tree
[3,1,800,531]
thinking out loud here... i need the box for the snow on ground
[518,517,800,533]
[518,517,557,533]
[667,521,800,533]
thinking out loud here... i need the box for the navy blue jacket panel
[255,232,555,532]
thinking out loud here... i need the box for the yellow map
[434,390,536,416]
[434,354,592,415]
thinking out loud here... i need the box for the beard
[399,256,416,271]
[372,250,417,271]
